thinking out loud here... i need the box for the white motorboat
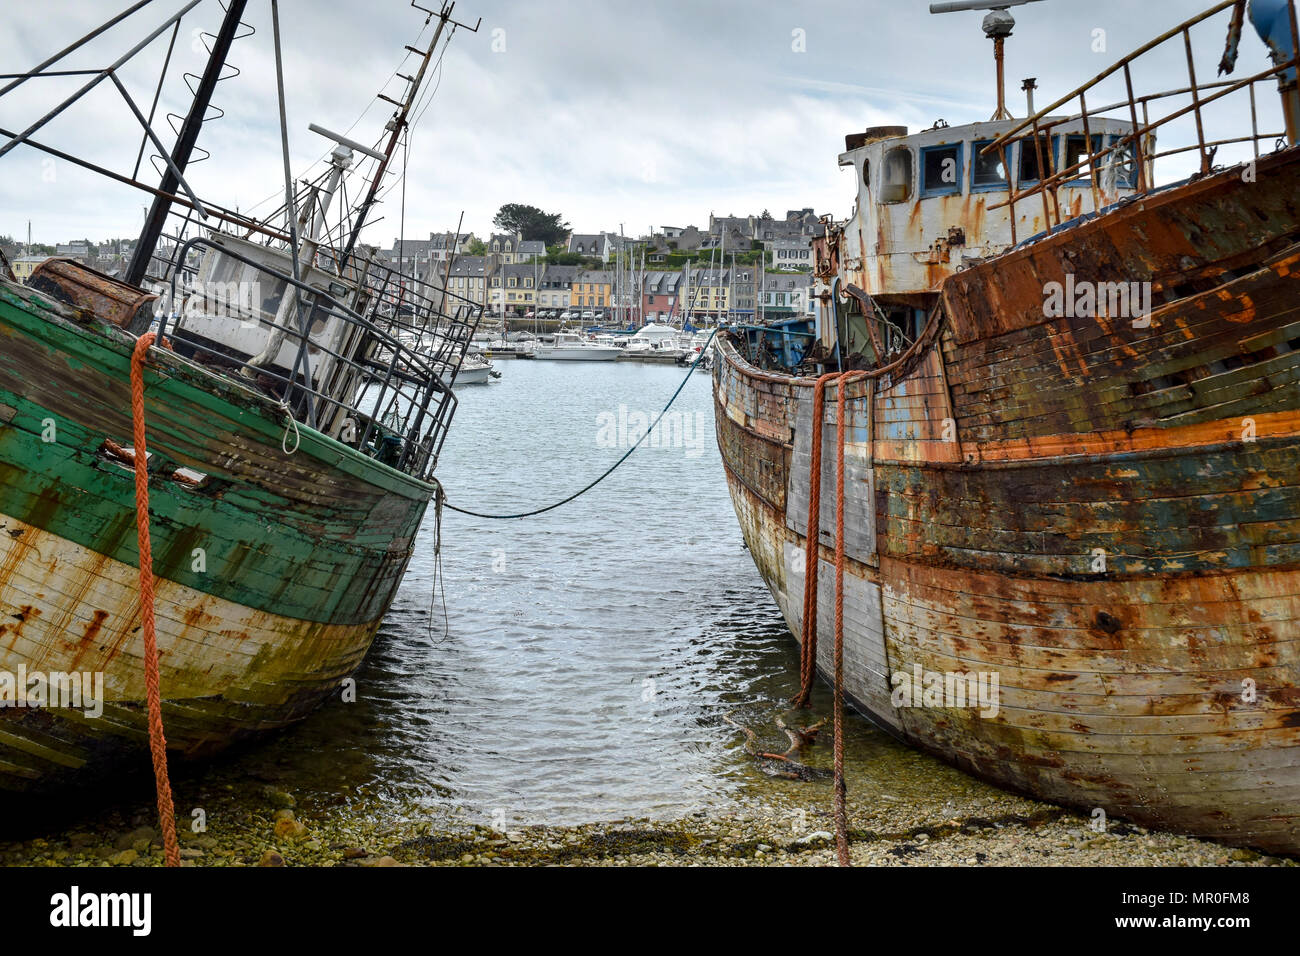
[486,338,537,360]
[625,323,684,354]
[454,352,499,386]
[535,331,622,362]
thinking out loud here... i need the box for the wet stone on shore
[1,768,1293,868]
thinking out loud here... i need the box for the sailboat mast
[729,251,735,325]
[125,0,249,288]
[719,229,725,324]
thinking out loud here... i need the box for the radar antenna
[930,0,1048,121]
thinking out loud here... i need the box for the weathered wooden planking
[715,302,1300,853]
[786,382,877,566]
[942,241,1300,446]
[0,512,380,789]
[0,275,434,792]
[782,542,899,732]
[0,286,428,626]
[941,148,1300,345]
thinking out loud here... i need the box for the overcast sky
[0,0,1284,248]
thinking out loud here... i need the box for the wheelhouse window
[1058,133,1105,185]
[880,146,913,203]
[862,158,871,191]
[970,139,1009,192]
[1104,134,1139,189]
[920,143,964,198]
[1016,133,1053,185]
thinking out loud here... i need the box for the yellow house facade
[571,271,612,310]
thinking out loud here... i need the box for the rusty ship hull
[0,276,433,792]
[715,147,1300,854]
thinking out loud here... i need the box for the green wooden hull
[0,279,436,790]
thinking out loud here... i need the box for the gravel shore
[2,774,1291,868]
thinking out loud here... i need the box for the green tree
[467,239,487,256]
[493,204,570,246]
[545,252,584,266]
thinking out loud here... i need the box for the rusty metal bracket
[844,284,886,359]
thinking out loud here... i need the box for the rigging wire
[242,18,433,216]
[368,24,455,209]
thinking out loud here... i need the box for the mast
[719,229,725,324]
[729,251,735,325]
[928,0,1046,122]
[340,2,480,264]
[683,260,690,327]
[126,0,249,287]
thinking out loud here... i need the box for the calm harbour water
[332,358,809,825]
[149,359,982,832]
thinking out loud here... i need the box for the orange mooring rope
[832,373,858,868]
[792,373,840,710]
[130,333,181,868]
[792,371,859,867]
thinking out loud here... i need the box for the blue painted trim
[970,139,1012,194]
[1054,133,1104,187]
[920,142,965,198]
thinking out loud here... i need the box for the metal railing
[984,0,1299,241]
[153,226,481,482]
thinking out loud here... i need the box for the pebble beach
[3,759,1291,868]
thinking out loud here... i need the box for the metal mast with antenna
[929,0,1046,121]
[340,1,480,264]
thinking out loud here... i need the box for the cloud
[0,0,1283,248]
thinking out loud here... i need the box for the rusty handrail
[983,0,1298,229]
[988,64,1289,215]
[986,0,1243,150]
[725,297,947,390]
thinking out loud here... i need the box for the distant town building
[766,237,813,270]
[641,271,682,324]
[566,234,613,262]
[490,262,540,314]
[518,240,546,261]
[539,265,578,312]
[489,233,523,264]
[10,255,51,282]
[439,255,493,311]
[55,242,90,261]
[571,270,613,311]
[732,265,760,318]
[760,273,813,317]
[381,232,476,278]
[682,267,730,320]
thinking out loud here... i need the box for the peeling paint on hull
[0,280,434,791]
[714,153,1300,855]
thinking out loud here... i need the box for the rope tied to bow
[791,370,863,868]
[129,332,181,868]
